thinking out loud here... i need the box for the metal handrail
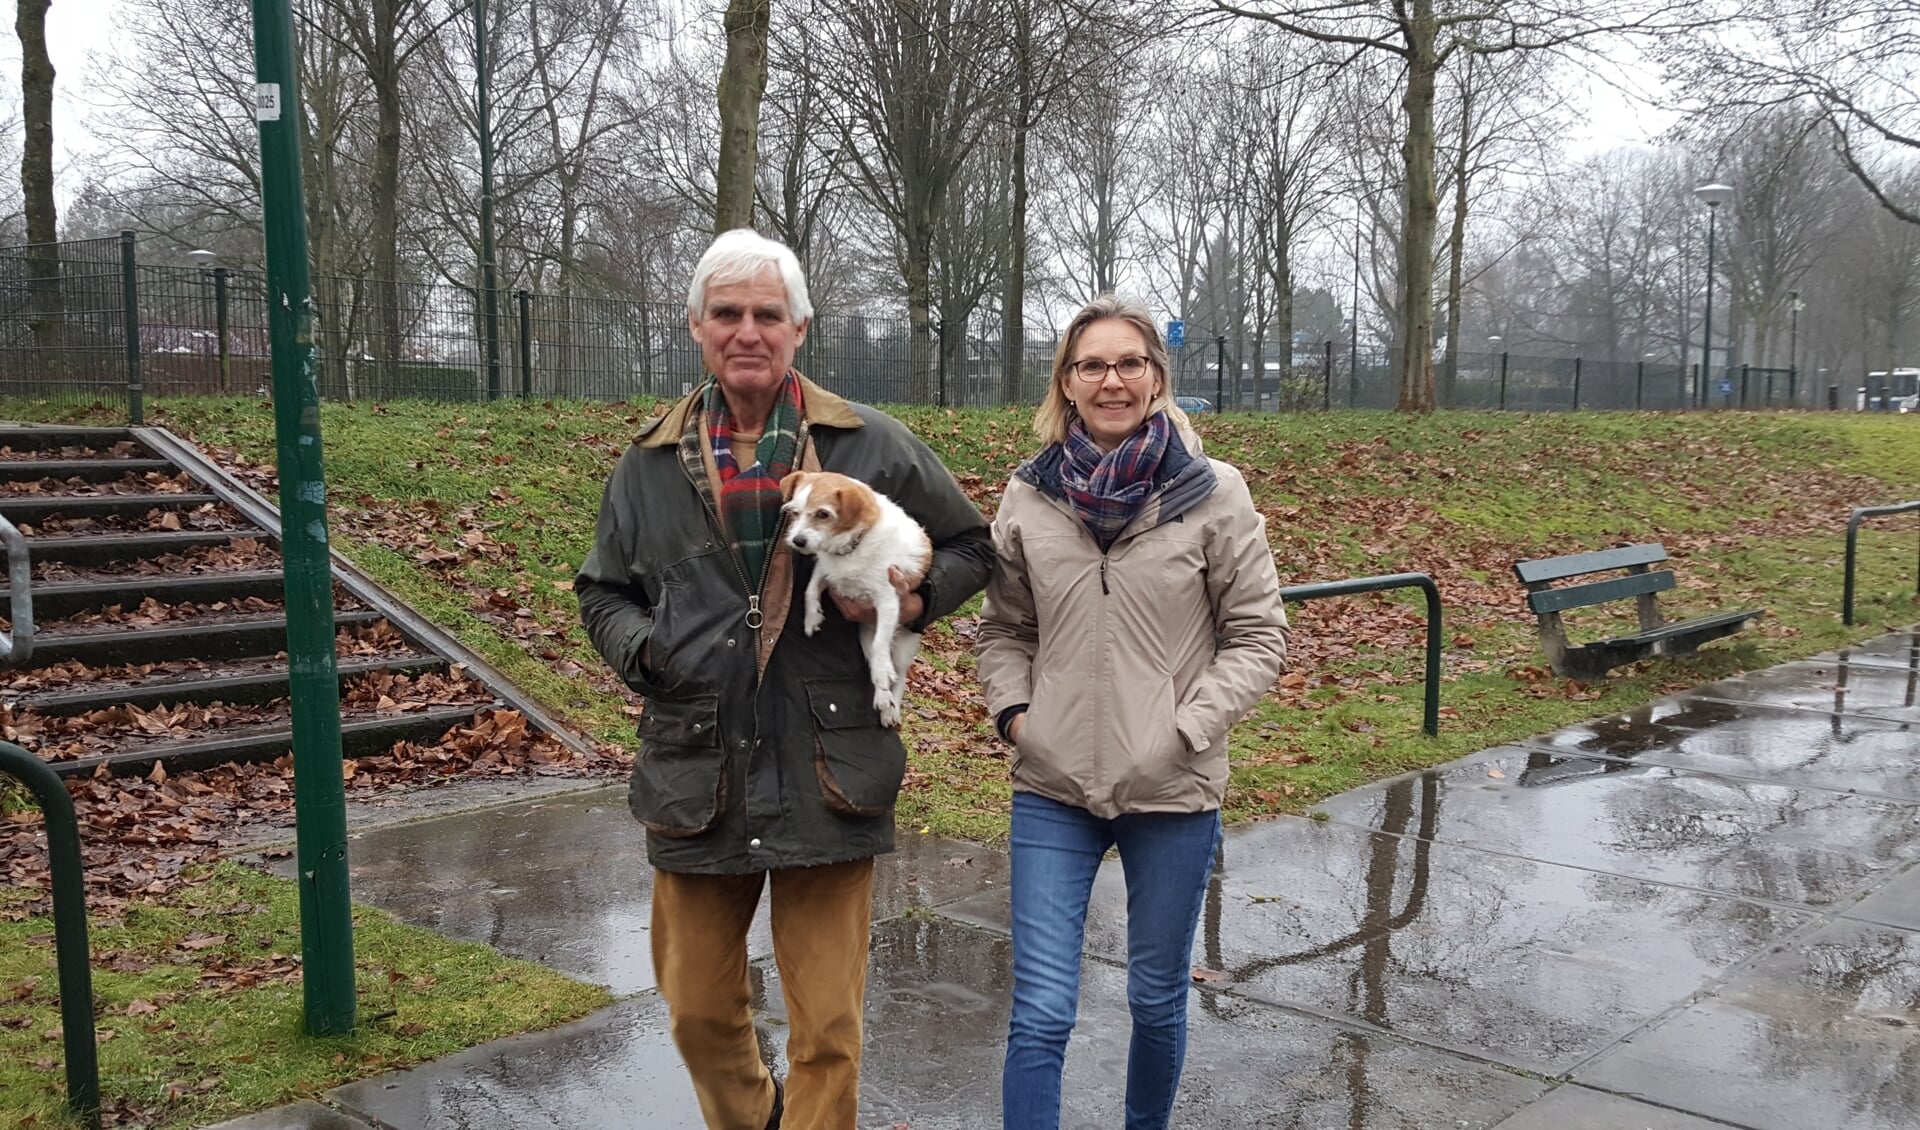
[1280,572,1443,736]
[1843,502,1920,626]
[0,741,99,1127]
[0,513,31,665]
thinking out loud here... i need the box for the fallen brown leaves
[13,502,249,537]
[39,593,305,633]
[0,705,626,917]
[30,536,279,583]
[0,440,142,461]
[0,470,194,497]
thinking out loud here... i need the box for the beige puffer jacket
[975,443,1288,817]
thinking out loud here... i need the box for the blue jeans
[1002,790,1223,1130]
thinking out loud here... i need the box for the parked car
[1174,395,1214,414]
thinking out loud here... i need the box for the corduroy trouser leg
[652,858,875,1130]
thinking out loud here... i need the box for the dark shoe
[764,1076,784,1130]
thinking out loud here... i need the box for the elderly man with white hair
[577,229,994,1130]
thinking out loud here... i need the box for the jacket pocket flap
[806,679,884,730]
[637,694,720,748]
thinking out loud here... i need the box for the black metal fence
[0,234,138,418]
[0,233,1878,421]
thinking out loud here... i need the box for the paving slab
[1841,861,1920,931]
[1486,1085,1739,1129]
[198,1101,376,1130]
[1808,628,1920,673]
[1690,660,1920,723]
[332,917,1548,1130]
[267,785,1008,995]
[1525,695,1920,802]
[1311,747,1920,911]
[941,814,1809,1074]
[1576,918,1920,1130]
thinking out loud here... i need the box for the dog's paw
[876,690,903,728]
[803,607,824,636]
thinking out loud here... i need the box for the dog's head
[780,471,877,556]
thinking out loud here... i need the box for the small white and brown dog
[780,470,932,728]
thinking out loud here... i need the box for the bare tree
[1435,48,1558,393]
[1211,0,1706,410]
[1036,68,1147,299]
[819,0,1008,399]
[1703,111,1849,369]
[1669,0,1920,225]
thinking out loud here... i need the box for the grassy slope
[115,398,1920,839]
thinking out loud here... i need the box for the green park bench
[1513,543,1764,681]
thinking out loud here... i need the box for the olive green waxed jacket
[577,376,993,874]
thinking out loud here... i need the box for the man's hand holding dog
[831,565,924,627]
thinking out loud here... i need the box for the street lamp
[186,249,231,393]
[1694,182,1734,407]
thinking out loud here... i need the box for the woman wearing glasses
[975,294,1289,1129]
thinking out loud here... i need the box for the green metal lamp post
[253,0,356,1035]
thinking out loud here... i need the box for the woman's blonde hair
[1034,294,1190,445]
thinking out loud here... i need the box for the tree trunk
[370,2,403,400]
[17,0,59,353]
[1396,16,1440,413]
[906,244,934,402]
[1000,11,1031,405]
[18,0,54,246]
[1441,65,1473,408]
[1094,170,1115,291]
[1275,243,1294,403]
[713,0,770,233]
[1001,118,1028,404]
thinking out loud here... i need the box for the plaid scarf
[1059,411,1173,552]
[705,373,804,584]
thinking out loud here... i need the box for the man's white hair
[686,229,814,324]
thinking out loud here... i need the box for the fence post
[1789,366,1797,405]
[1829,383,1839,411]
[1571,357,1581,411]
[1498,351,1509,411]
[120,231,143,425]
[1215,335,1226,409]
[516,289,532,399]
[213,266,231,394]
[1739,363,1749,407]
[1686,363,1695,409]
[1323,340,1332,410]
[936,320,948,408]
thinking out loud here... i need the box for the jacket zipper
[1100,554,1109,595]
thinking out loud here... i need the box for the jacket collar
[633,371,862,449]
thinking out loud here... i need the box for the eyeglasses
[1069,356,1152,382]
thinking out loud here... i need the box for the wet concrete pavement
[210,631,1920,1129]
